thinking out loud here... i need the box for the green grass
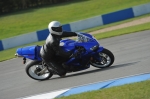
[0,0,150,40]
[56,80,150,99]
[0,22,150,62]
[93,22,150,39]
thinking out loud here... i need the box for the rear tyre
[90,48,114,68]
[26,60,53,81]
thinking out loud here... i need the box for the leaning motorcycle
[15,32,114,81]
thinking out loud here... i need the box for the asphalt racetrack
[0,30,150,99]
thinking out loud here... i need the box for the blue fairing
[60,39,76,52]
[16,45,42,60]
[75,42,98,52]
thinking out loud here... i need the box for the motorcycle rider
[40,21,77,77]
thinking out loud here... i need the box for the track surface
[0,30,150,99]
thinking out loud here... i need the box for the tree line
[0,0,71,15]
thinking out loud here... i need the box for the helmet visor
[51,26,62,32]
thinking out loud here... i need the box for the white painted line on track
[21,89,70,99]
[19,72,150,99]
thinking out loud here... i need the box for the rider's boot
[47,62,66,77]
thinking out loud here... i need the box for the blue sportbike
[15,33,114,80]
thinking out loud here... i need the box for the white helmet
[48,21,63,35]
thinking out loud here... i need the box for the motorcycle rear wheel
[90,48,114,68]
[26,60,53,81]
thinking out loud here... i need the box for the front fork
[91,46,104,61]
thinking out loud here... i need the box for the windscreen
[76,33,93,43]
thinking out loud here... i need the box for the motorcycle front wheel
[90,48,114,68]
[26,60,53,81]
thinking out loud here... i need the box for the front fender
[90,46,103,61]
[97,46,104,52]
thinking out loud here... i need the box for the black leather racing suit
[40,31,77,76]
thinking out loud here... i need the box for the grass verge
[93,22,150,39]
[0,22,150,62]
[0,0,150,40]
[55,80,150,99]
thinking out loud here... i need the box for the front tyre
[26,60,53,81]
[90,48,114,68]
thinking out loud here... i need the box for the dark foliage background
[0,0,71,14]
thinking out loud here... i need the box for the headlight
[90,45,99,51]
